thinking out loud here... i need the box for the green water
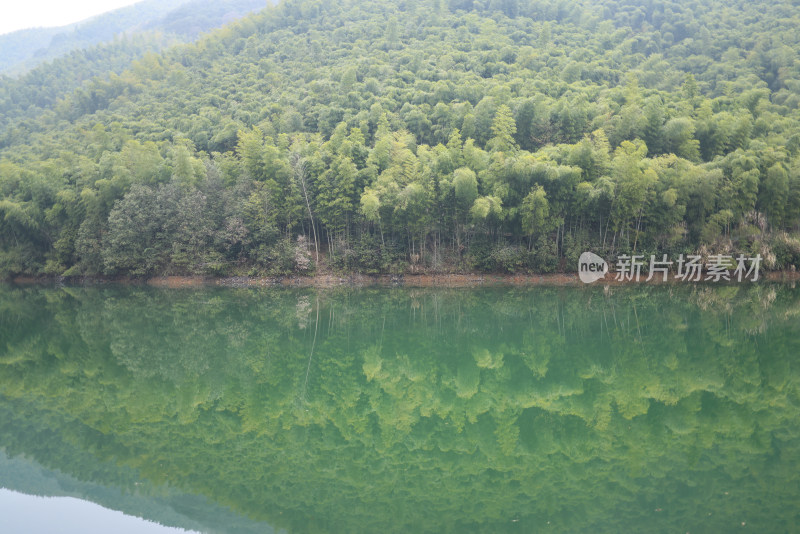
[1,284,799,533]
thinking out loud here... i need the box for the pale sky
[0,0,142,36]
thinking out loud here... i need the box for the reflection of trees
[0,285,799,533]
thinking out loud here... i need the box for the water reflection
[0,488,201,534]
[0,284,799,533]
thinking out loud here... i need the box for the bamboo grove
[1,0,800,277]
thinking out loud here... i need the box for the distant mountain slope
[0,0,269,124]
[0,0,267,76]
[0,26,70,75]
[150,0,271,37]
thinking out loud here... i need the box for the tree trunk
[291,153,319,266]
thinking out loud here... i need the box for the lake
[0,283,799,533]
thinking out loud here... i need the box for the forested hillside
[0,0,267,76]
[1,0,799,278]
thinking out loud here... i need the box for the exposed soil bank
[8,270,800,288]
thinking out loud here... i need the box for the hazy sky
[0,0,142,36]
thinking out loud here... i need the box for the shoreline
[5,270,800,288]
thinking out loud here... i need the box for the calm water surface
[0,284,799,533]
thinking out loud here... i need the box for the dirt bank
[9,270,799,288]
